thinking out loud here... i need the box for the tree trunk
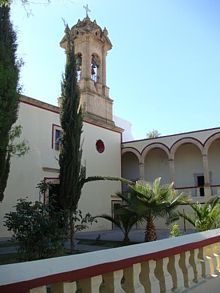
[145,216,157,242]
[123,232,130,243]
[69,211,75,253]
[0,6,20,201]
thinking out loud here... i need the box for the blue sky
[11,0,220,139]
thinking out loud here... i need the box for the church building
[1,15,220,238]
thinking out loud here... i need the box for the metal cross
[83,4,91,17]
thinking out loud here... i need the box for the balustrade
[1,230,220,293]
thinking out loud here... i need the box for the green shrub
[169,223,182,238]
[179,197,220,232]
[4,197,68,261]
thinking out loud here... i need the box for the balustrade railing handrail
[175,185,198,190]
[175,184,220,190]
[210,184,220,188]
[1,229,220,293]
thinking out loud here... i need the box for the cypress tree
[0,6,20,201]
[58,27,134,252]
[59,26,83,211]
[59,26,84,251]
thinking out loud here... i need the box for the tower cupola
[60,15,114,127]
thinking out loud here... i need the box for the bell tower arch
[60,16,115,127]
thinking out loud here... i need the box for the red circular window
[96,139,105,153]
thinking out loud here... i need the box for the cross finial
[83,4,91,17]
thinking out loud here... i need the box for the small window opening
[197,175,205,196]
[76,53,82,81]
[55,129,62,151]
[91,54,100,82]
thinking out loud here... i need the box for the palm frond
[95,214,121,228]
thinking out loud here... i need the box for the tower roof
[60,17,112,50]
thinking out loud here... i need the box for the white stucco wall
[208,139,220,185]
[122,127,220,153]
[144,148,170,184]
[121,152,139,181]
[174,144,203,187]
[79,122,121,230]
[0,101,121,238]
[122,127,220,192]
[1,102,61,237]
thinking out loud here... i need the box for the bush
[169,223,182,238]
[4,197,68,261]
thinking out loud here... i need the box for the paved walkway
[75,228,170,242]
[0,228,194,255]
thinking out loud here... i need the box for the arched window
[91,54,100,82]
[76,53,82,81]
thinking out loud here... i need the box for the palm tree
[179,197,220,232]
[129,178,189,242]
[96,193,140,243]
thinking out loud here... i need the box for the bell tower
[60,15,115,128]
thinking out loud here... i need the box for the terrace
[1,228,220,293]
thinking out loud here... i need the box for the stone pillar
[102,49,108,97]
[169,158,175,183]
[202,153,211,196]
[102,48,106,86]
[81,38,91,79]
[139,162,144,181]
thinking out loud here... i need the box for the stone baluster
[184,251,195,287]
[174,254,185,291]
[162,257,173,293]
[154,259,166,293]
[51,282,77,293]
[179,252,190,288]
[167,255,178,292]
[140,261,151,292]
[122,263,145,293]
[148,260,160,293]
[102,270,125,293]
[189,249,203,283]
[79,275,102,292]
[193,248,204,282]
[29,286,47,293]
[212,243,220,273]
[202,245,213,277]
[208,244,218,276]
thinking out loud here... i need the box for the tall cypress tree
[58,26,134,252]
[59,27,85,251]
[59,26,83,211]
[0,6,20,201]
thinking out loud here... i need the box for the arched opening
[144,148,169,184]
[76,53,82,81]
[208,138,220,194]
[91,54,100,82]
[121,152,139,190]
[174,143,203,196]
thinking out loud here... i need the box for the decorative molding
[20,95,59,114]
[123,126,220,144]
[121,147,141,162]
[141,142,170,158]
[20,95,123,134]
[42,167,59,173]
[204,132,220,152]
[170,137,204,158]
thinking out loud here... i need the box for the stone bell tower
[60,14,115,128]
